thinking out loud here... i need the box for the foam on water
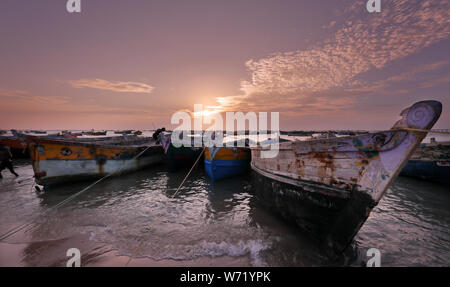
[1,160,449,266]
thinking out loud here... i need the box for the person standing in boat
[152,127,166,143]
[0,144,19,178]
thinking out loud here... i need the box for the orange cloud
[69,78,154,93]
[215,0,450,115]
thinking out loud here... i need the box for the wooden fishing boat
[83,130,107,136]
[204,147,251,181]
[27,136,164,187]
[114,130,133,135]
[400,139,450,185]
[159,132,203,171]
[30,130,47,134]
[250,100,442,255]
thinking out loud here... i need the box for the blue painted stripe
[204,158,250,181]
[401,160,450,185]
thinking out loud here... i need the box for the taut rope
[124,146,206,266]
[392,127,450,135]
[0,144,154,242]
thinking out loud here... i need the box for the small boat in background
[114,130,133,135]
[205,146,251,182]
[83,130,108,136]
[159,132,203,171]
[27,136,164,187]
[30,130,47,134]
[250,100,442,255]
[400,138,450,185]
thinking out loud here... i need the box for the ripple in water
[0,162,449,266]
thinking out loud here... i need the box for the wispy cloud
[0,90,69,106]
[69,78,154,93]
[216,0,450,115]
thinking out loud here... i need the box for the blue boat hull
[205,159,250,181]
[400,160,450,185]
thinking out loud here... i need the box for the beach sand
[0,234,250,267]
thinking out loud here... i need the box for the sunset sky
[0,0,449,130]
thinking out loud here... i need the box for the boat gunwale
[251,129,410,152]
[25,135,159,150]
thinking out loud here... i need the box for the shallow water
[0,159,449,266]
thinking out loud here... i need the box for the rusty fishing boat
[250,100,442,255]
[400,138,450,185]
[27,135,164,187]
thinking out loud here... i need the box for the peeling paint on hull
[250,165,374,254]
[250,100,442,255]
[33,156,164,186]
[27,137,164,186]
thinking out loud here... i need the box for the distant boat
[400,138,450,185]
[83,130,107,136]
[250,100,442,255]
[30,130,47,134]
[159,132,203,171]
[204,146,251,182]
[27,136,164,187]
[114,130,133,135]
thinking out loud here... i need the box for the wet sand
[0,234,250,267]
[1,160,449,267]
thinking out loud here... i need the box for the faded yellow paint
[205,147,251,161]
[28,142,137,161]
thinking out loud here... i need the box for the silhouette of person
[0,144,19,178]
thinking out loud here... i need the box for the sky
[0,0,449,130]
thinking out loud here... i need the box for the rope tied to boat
[124,146,206,266]
[0,144,155,242]
[172,147,206,198]
[392,127,450,136]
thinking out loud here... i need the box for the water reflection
[0,161,448,266]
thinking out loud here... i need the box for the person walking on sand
[0,144,19,178]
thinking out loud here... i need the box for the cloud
[323,21,337,29]
[419,74,450,89]
[0,90,69,106]
[69,78,154,93]
[383,60,450,84]
[216,0,450,115]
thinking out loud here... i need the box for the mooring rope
[172,147,206,198]
[0,144,154,242]
[392,127,450,135]
[124,146,206,266]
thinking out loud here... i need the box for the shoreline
[0,234,251,267]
